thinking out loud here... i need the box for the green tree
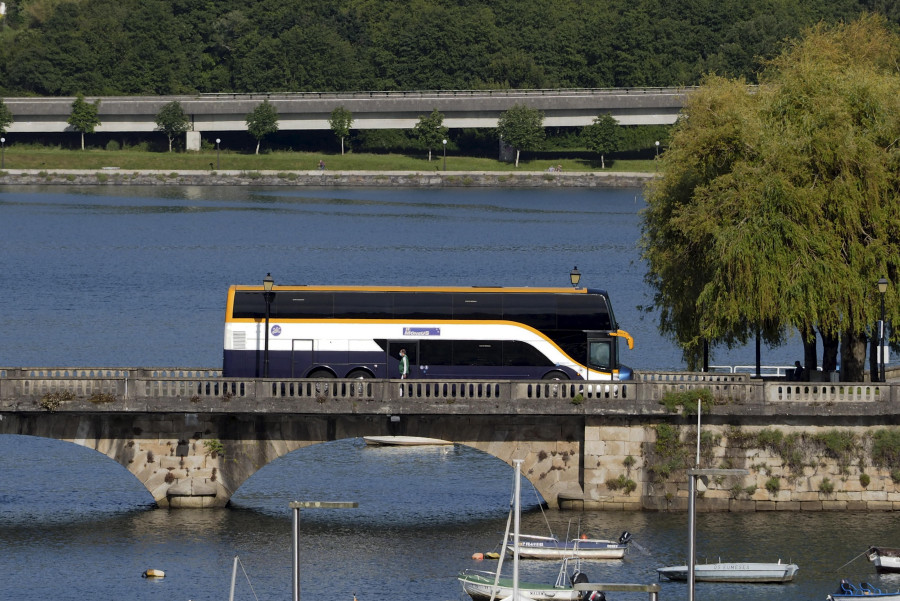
[641,15,900,381]
[246,99,278,155]
[154,101,192,152]
[583,113,621,169]
[0,99,13,134]
[67,94,101,150]
[413,108,448,161]
[496,104,544,167]
[329,106,353,155]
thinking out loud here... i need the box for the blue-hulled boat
[827,580,900,600]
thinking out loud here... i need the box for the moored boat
[868,547,900,574]
[506,532,631,560]
[656,560,799,583]
[362,436,452,446]
[459,557,598,601]
[827,579,900,600]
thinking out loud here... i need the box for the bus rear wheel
[542,371,569,381]
[347,370,374,379]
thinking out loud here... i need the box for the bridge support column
[186,131,201,151]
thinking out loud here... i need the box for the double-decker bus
[223,285,634,380]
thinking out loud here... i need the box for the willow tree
[641,15,900,380]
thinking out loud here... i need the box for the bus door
[291,339,313,377]
[387,341,420,379]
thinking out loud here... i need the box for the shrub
[105,140,121,151]
[860,473,871,487]
[203,439,224,458]
[765,477,780,494]
[819,477,835,494]
[606,474,637,494]
[39,390,75,412]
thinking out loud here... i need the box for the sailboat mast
[513,459,523,601]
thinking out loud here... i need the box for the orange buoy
[580,534,588,540]
[472,553,484,560]
[142,568,165,578]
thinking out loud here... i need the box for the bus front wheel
[542,371,569,381]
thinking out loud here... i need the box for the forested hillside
[0,0,896,96]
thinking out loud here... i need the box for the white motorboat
[362,436,452,446]
[657,560,799,583]
[506,532,631,560]
[868,547,900,574]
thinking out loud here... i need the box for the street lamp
[263,272,275,378]
[442,138,447,171]
[655,140,660,171]
[1,137,5,170]
[878,277,889,383]
[569,266,581,288]
[215,138,221,170]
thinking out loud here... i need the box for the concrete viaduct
[2,367,898,512]
[2,88,690,147]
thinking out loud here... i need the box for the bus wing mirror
[613,329,634,350]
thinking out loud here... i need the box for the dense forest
[1,0,899,96]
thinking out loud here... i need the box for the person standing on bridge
[399,348,409,379]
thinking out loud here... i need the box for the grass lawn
[0,147,658,173]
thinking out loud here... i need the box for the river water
[0,185,881,601]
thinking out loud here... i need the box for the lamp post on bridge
[569,266,581,288]
[878,277,889,383]
[263,272,275,378]
[216,138,221,170]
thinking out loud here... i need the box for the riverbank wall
[0,169,653,188]
[577,421,900,513]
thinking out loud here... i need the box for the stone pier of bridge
[2,368,899,510]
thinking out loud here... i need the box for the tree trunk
[801,323,817,381]
[840,329,868,382]
[428,149,432,161]
[820,328,839,374]
[341,137,345,155]
[869,334,882,382]
[80,132,85,151]
[168,136,173,153]
[601,154,605,169]
[515,149,520,167]
[255,140,260,155]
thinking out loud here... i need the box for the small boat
[506,532,632,560]
[656,560,799,583]
[362,436,452,446]
[868,547,900,573]
[827,580,900,600]
[459,557,601,601]
[459,461,606,601]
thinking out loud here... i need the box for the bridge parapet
[2,369,898,416]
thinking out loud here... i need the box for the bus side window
[589,341,611,370]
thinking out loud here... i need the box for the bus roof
[228,285,609,295]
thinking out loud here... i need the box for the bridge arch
[0,412,583,508]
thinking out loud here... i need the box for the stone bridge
[1,367,897,510]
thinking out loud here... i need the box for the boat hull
[458,572,581,601]
[657,562,799,583]
[507,537,627,560]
